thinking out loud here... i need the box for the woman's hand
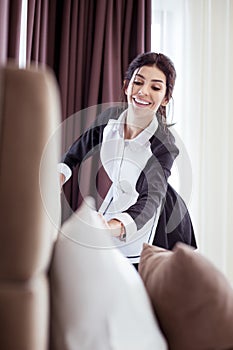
[97,214,126,240]
[107,219,122,238]
[107,219,126,240]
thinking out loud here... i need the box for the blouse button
[118,180,132,194]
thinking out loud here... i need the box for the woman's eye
[134,81,143,85]
[152,86,160,91]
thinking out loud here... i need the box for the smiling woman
[58,52,197,268]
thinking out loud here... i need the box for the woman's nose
[138,84,149,95]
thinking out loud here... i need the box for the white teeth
[134,97,150,105]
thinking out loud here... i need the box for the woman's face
[125,65,168,113]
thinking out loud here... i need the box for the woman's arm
[110,134,179,241]
[59,106,123,174]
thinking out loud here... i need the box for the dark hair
[123,52,177,125]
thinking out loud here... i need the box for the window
[151,0,192,204]
[151,0,186,127]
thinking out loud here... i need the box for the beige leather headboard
[0,65,61,350]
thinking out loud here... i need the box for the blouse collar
[109,108,158,147]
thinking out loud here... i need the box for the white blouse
[59,110,162,263]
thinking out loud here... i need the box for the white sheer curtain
[152,0,233,283]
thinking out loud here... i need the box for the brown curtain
[24,0,152,218]
[0,0,23,65]
[55,0,152,218]
[58,0,151,118]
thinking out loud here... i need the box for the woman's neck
[124,106,154,139]
[124,123,142,139]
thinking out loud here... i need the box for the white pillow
[50,197,167,350]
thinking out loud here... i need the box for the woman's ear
[123,80,128,95]
[161,97,169,106]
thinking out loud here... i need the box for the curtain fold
[8,0,23,61]
[0,0,23,65]
[26,0,49,65]
[0,0,9,65]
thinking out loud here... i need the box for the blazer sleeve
[61,106,121,170]
[123,127,179,231]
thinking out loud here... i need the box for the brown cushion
[139,242,233,350]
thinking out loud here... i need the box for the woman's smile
[132,96,151,107]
